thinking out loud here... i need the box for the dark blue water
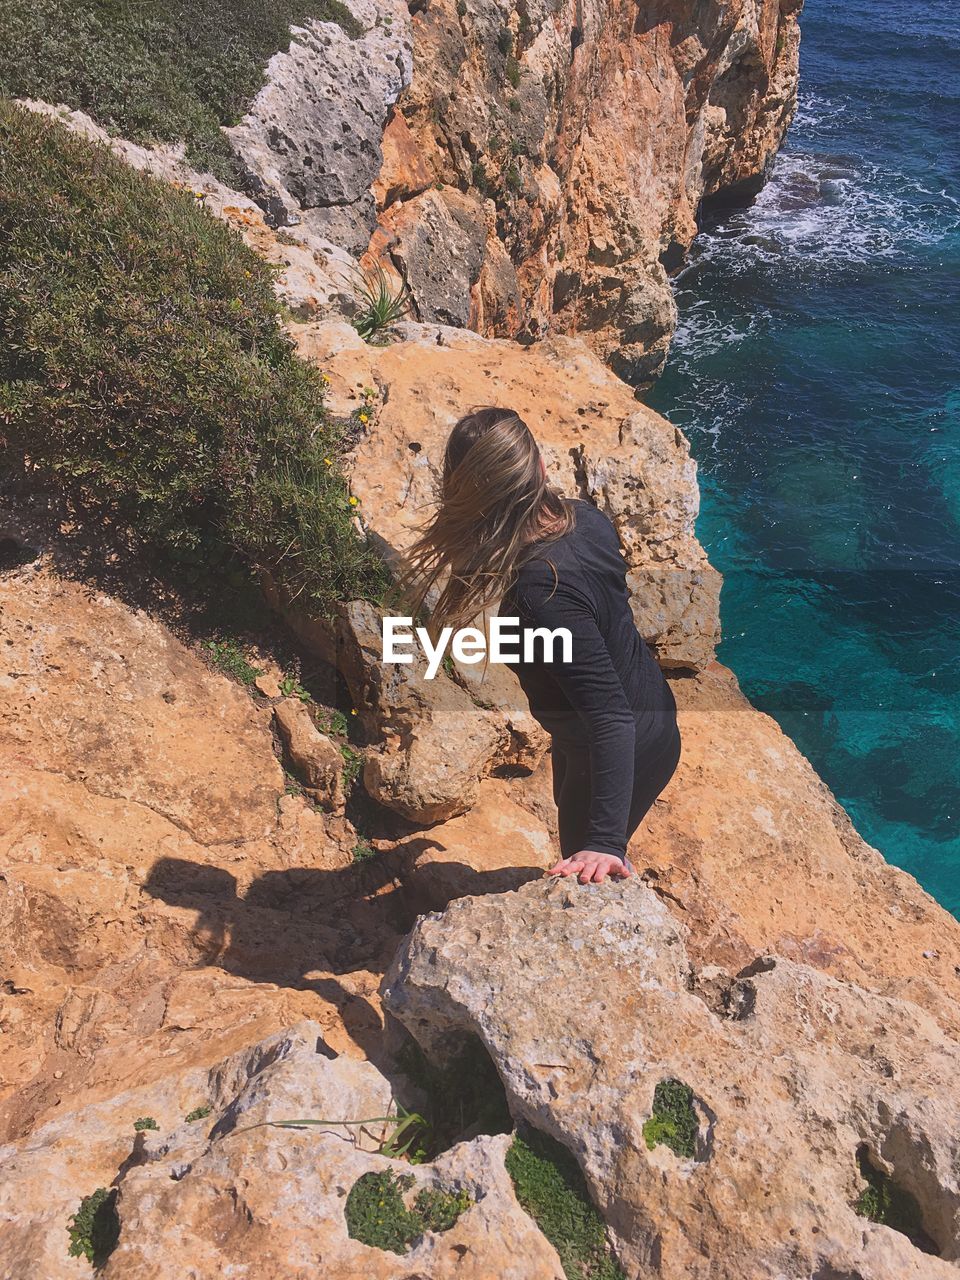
[649,0,960,913]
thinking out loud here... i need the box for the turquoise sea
[649,0,960,913]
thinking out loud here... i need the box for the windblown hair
[395,407,574,638]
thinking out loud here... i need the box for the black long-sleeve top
[502,498,678,859]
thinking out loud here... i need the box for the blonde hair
[395,407,574,638]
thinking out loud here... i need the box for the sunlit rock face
[227,0,802,382]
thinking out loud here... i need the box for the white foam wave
[694,148,953,276]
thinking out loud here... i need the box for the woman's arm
[515,572,636,861]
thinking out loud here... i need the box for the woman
[399,407,681,886]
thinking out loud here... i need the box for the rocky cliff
[6,0,960,1276]
[228,0,802,381]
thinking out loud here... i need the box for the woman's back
[504,498,673,746]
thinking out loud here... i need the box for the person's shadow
[142,846,542,1065]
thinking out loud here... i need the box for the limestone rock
[0,1022,564,1280]
[367,0,802,378]
[382,877,960,1279]
[225,0,414,254]
[274,696,345,811]
[0,545,391,1142]
[270,595,507,823]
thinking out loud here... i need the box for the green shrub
[505,56,521,88]
[0,0,363,180]
[642,1078,699,1159]
[0,105,387,615]
[132,1116,159,1132]
[344,1170,471,1255]
[185,1105,212,1122]
[505,1128,625,1280]
[66,1187,120,1267]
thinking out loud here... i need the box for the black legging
[551,720,682,861]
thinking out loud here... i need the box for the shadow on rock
[143,850,543,1063]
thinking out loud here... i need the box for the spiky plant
[351,264,412,341]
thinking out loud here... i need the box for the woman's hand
[547,850,633,884]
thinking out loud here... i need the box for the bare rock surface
[226,0,414,254]
[382,877,960,1279]
[0,1022,563,1280]
[274,697,345,810]
[368,0,801,376]
[0,551,397,1141]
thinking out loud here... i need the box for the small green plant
[345,1170,471,1254]
[853,1147,937,1252]
[456,0,467,14]
[505,163,521,192]
[340,744,362,786]
[322,708,350,737]
[351,264,412,341]
[508,95,522,113]
[228,1104,429,1161]
[642,1078,698,1159]
[505,55,521,88]
[185,1105,211,1123]
[497,26,514,55]
[506,1127,625,1280]
[206,640,263,686]
[352,838,377,862]
[509,138,525,157]
[66,1187,120,1266]
[279,673,312,701]
[133,1116,159,1132]
[472,160,489,194]
[413,1185,472,1232]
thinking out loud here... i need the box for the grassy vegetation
[505,1127,625,1280]
[206,640,263,686]
[132,1115,159,1132]
[641,1079,698,1160]
[854,1147,938,1253]
[344,1170,471,1254]
[0,105,387,615]
[396,1034,512,1159]
[185,1105,212,1123]
[66,1187,120,1267]
[0,0,363,181]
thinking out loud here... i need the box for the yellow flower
[323,457,332,466]
[348,495,359,506]
[358,412,369,423]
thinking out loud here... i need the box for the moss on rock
[505,1126,625,1280]
[344,1169,471,1255]
[642,1078,698,1160]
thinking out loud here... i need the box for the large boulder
[382,877,960,1279]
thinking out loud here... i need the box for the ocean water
[648,0,960,913]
